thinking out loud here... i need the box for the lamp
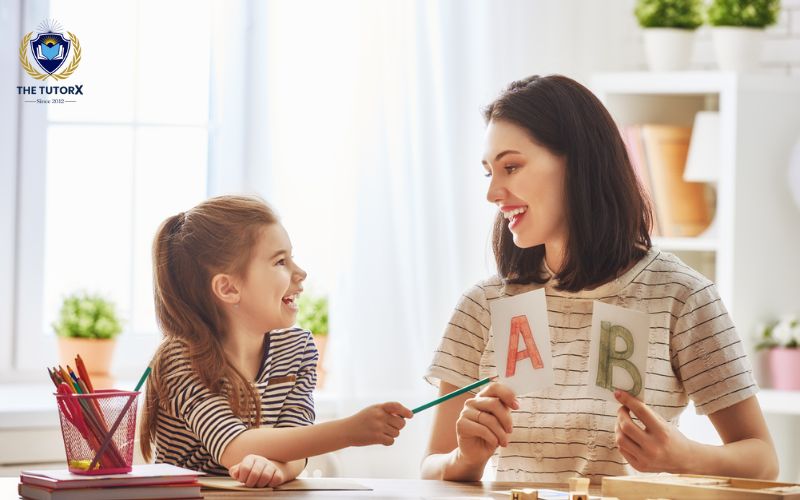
[684,111,720,183]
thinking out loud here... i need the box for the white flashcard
[489,288,554,396]
[586,300,649,401]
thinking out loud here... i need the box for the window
[13,0,211,376]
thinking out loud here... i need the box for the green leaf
[635,0,704,29]
[707,0,780,27]
[52,291,123,339]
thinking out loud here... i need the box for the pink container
[55,389,139,475]
[768,348,800,391]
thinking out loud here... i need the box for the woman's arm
[615,391,778,479]
[421,381,517,481]
[220,402,411,469]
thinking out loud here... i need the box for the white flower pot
[711,26,764,72]
[642,28,694,71]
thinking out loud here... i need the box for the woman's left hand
[614,389,696,473]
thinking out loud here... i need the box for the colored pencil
[75,355,95,392]
[412,377,492,414]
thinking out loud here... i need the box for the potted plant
[707,0,781,71]
[53,291,123,388]
[297,293,329,390]
[755,314,800,390]
[635,0,703,71]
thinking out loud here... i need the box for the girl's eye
[505,165,519,174]
[483,171,492,178]
[276,259,286,266]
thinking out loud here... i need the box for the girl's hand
[229,454,286,488]
[345,402,413,447]
[455,382,518,466]
[614,389,695,473]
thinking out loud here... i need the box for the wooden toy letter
[596,321,642,396]
[506,315,544,377]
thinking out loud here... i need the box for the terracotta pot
[57,337,117,389]
[768,348,800,391]
[313,334,328,390]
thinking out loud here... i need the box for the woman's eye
[505,165,519,174]
[483,170,492,178]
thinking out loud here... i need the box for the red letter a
[506,315,544,377]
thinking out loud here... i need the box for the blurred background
[1,0,799,482]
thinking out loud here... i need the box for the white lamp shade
[684,111,720,183]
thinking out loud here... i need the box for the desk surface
[5,476,603,499]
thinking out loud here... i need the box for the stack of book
[18,463,202,500]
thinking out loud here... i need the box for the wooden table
[4,476,603,499]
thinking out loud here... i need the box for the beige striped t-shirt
[425,248,758,482]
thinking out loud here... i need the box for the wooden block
[510,488,538,500]
[568,477,590,492]
[569,494,588,500]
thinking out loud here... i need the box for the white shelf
[757,389,800,416]
[652,236,718,252]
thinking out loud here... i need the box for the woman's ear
[211,273,241,306]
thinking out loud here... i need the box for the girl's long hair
[140,195,278,462]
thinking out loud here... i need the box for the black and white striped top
[425,248,757,482]
[154,327,317,474]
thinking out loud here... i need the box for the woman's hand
[614,389,695,473]
[455,382,519,465]
[344,402,413,447]
[229,454,287,488]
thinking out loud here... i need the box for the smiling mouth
[502,206,528,228]
[282,293,299,309]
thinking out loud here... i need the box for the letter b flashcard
[587,301,649,401]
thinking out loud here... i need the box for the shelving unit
[591,70,800,370]
[592,72,800,480]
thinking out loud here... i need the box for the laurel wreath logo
[18,31,82,81]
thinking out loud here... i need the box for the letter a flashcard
[489,288,553,396]
[587,301,649,401]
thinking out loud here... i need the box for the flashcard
[489,288,553,396]
[586,301,649,401]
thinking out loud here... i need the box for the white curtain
[207,0,640,478]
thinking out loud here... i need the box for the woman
[420,75,777,482]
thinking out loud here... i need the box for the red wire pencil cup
[55,388,139,475]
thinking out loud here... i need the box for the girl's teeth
[503,207,527,219]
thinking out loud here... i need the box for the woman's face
[482,119,568,249]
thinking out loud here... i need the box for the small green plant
[297,294,328,336]
[755,315,799,350]
[635,0,704,29]
[52,291,123,339]
[707,0,780,27]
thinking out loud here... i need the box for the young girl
[421,75,778,482]
[140,195,412,487]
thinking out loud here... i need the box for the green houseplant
[635,0,703,71]
[707,0,781,71]
[53,291,123,388]
[296,293,329,389]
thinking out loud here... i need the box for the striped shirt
[425,248,757,482]
[154,327,317,474]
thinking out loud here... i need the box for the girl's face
[482,119,568,249]
[237,223,307,332]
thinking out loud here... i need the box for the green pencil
[412,377,492,414]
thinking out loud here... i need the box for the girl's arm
[615,391,778,479]
[219,402,411,469]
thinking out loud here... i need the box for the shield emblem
[30,32,71,75]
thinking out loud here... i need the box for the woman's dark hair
[484,74,652,292]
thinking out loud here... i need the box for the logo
[19,19,81,81]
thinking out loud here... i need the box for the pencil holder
[55,389,139,475]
